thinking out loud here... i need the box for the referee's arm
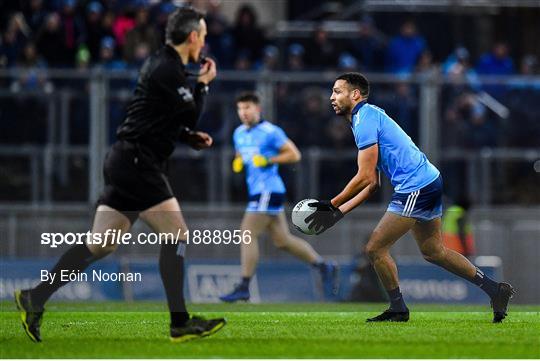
[153,62,210,143]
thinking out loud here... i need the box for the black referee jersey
[117,44,209,160]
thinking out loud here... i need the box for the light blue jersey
[233,120,287,196]
[351,101,440,193]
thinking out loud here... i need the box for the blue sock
[239,277,251,290]
[471,268,499,298]
[387,287,408,312]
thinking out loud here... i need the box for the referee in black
[15,7,226,343]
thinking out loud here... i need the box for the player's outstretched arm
[331,144,379,214]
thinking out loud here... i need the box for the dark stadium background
[0,0,539,306]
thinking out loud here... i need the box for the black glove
[305,200,344,235]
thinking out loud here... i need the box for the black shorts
[97,140,174,221]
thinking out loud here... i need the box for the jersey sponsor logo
[177,86,194,102]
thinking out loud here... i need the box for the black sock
[471,268,499,298]
[160,241,189,328]
[240,277,251,290]
[387,287,408,312]
[30,243,96,307]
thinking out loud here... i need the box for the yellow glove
[252,154,270,168]
[232,156,244,173]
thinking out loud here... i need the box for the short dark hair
[236,91,260,104]
[336,72,370,98]
[165,7,204,45]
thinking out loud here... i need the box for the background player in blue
[220,92,338,302]
[306,73,515,323]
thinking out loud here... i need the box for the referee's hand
[198,57,217,85]
[187,131,213,150]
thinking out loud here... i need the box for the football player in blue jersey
[306,72,514,323]
[219,92,338,303]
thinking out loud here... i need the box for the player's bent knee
[421,247,446,264]
[365,243,384,262]
[87,242,119,258]
[272,238,289,250]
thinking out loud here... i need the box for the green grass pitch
[1,302,539,358]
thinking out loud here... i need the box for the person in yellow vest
[443,197,476,257]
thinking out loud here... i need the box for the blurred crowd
[1,0,539,151]
[1,0,539,204]
[2,0,539,75]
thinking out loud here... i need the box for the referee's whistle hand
[198,57,217,85]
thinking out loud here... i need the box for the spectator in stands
[95,36,126,70]
[75,45,91,70]
[58,0,84,67]
[23,0,47,34]
[519,54,538,76]
[36,12,69,67]
[112,7,135,48]
[476,41,515,76]
[129,41,150,69]
[476,41,515,100]
[306,25,340,70]
[443,46,480,91]
[446,93,496,149]
[385,19,426,74]
[11,42,51,92]
[83,1,110,63]
[8,12,32,40]
[348,16,386,72]
[100,11,117,55]
[325,116,353,149]
[0,26,26,68]
[337,52,359,72]
[415,50,435,75]
[254,45,280,71]
[286,87,330,147]
[286,43,306,71]
[232,4,266,66]
[205,0,234,69]
[393,81,419,141]
[443,46,469,74]
[234,49,252,70]
[506,55,540,147]
[154,2,176,41]
[16,42,45,69]
[0,13,30,68]
[376,80,419,142]
[123,4,159,63]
